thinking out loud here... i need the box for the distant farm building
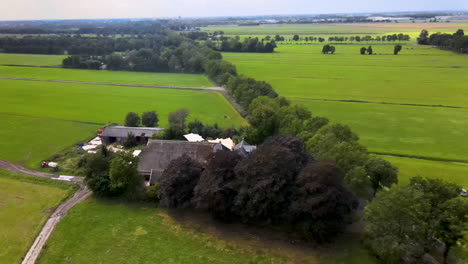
[100,126,163,145]
[138,140,228,185]
[232,140,256,157]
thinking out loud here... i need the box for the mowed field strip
[0,66,213,87]
[0,170,74,264]
[224,44,468,162]
[0,53,67,66]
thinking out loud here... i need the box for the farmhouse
[100,126,163,145]
[138,140,228,185]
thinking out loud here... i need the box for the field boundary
[0,76,225,91]
[290,97,468,109]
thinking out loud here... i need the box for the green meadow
[0,78,245,167]
[0,79,244,127]
[0,53,66,66]
[225,45,468,107]
[0,65,213,87]
[224,44,468,162]
[382,156,468,187]
[0,114,99,168]
[0,170,74,264]
[37,198,377,264]
[292,99,468,162]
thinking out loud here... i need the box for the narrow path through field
[0,76,225,91]
[0,160,91,264]
[290,97,468,109]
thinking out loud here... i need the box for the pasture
[0,170,74,264]
[0,65,213,87]
[37,198,377,264]
[382,156,468,187]
[224,44,468,161]
[0,114,99,168]
[0,79,245,127]
[0,78,244,167]
[0,53,66,66]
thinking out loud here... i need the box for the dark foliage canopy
[289,161,358,241]
[158,154,203,208]
[193,151,243,219]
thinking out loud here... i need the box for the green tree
[364,185,431,263]
[367,46,373,55]
[123,132,137,149]
[293,34,300,41]
[344,166,372,199]
[162,109,189,140]
[141,111,159,127]
[81,148,112,196]
[394,44,402,55]
[418,29,429,44]
[108,151,141,196]
[360,47,367,55]
[365,158,398,194]
[124,112,140,127]
[437,197,468,259]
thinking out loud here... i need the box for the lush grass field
[0,53,66,66]
[0,66,213,87]
[0,77,245,167]
[203,23,468,35]
[0,79,245,127]
[225,45,468,107]
[382,156,468,187]
[37,198,377,264]
[0,114,99,168]
[0,170,74,264]
[224,44,468,161]
[292,99,468,162]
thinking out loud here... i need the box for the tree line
[418,29,468,53]
[212,37,277,53]
[289,34,410,42]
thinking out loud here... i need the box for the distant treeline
[213,37,277,53]
[0,20,167,35]
[61,34,277,110]
[418,29,468,53]
[0,34,171,55]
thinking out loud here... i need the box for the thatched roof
[138,140,226,183]
[101,126,163,138]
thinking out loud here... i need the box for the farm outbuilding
[138,140,228,185]
[100,126,164,146]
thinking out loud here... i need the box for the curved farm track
[0,160,91,264]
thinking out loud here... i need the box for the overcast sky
[2,0,468,20]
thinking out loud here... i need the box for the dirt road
[0,160,91,264]
[0,76,225,91]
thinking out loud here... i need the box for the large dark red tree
[289,161,358,241]
[193,151,243,220]
[158,154,203,208]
